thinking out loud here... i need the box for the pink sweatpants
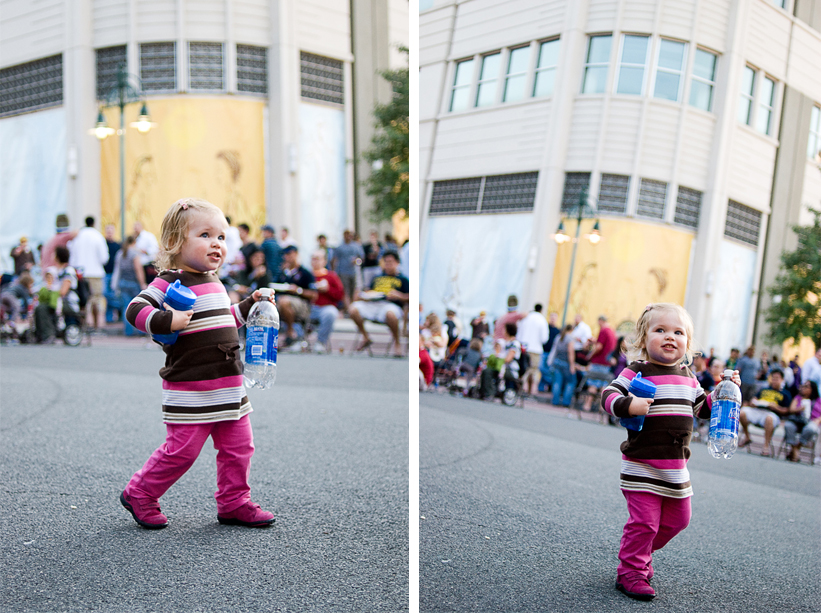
[125,415,255,514]
[617,490,692,579]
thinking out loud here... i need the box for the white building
[420,0,821,357]
[0,0,408,270]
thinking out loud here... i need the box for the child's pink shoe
[616,572,656,601]
[120,491,168,529]
[217,501,275,527]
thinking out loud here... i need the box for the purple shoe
[120,491,168,529]
[616,572,656,601]
[217,501,275,527]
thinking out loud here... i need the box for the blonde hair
[627,302,696,367]
[155,198,225,272]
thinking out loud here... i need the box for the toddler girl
[600,303,740,600]
[120,198,275,529]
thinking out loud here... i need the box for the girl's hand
[730,370,741,387]
[628,394,653,416]
[251,289,276,304]
[165,303,194,331]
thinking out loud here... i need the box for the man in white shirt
[802,348,821,390]
[133,221,159,281]
[68,216,109,331]
[517,303,549,395]
[570,313,593,358]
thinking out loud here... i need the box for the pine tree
[362,48,409,223]
[764,207,821,349]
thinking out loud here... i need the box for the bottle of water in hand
[621,372,655,431]
[244,288,278,389]
[708,370,741,459]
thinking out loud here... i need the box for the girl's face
[644,310,688,366]
[800,382,811,398]
[177,211,228,274]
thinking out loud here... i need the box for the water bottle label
[245,326,278,364]
[709,399,739,433]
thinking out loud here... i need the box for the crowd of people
[1,213,410,353]
[420,295,821,464]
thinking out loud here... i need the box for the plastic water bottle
[153,280,198,345]
[708,370,741,459]
[622,372,656,431]
[244,288,278,389]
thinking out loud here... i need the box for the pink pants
[617,490,691,579]
[125,415,255,514]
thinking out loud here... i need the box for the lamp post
[552,186,601,328]
[91,64,155,241]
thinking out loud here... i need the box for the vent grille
[0,55,63,117]
[140,42,176,92]
[429,172,539,216]
[301,52,344,105]
[189,42,224,91]
[598,174,630,215]
[561,172,591,212]
[725,200,761,246]
[237,45,268,94]
[674,186,702,229]
[637,178,667,219]
[429,178,483,216]
[96,46,127,100]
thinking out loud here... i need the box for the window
[725,200,762,247]
[653,39,686,102]
[300,52,344,105]
[475,53,500,107]
[140,43,176,92]
[503,46,530,103]
[561,172,591,212]
[636,178,667,219]
[616,35,649,95]
[96,46,127,100]
[808,106,821,161]
[189,42,224,91]
[582,35,611,94]
[237,45,268,94]
[429,172,539,216]
[756,76,775,135]
[689,49,717,111]
[738,66,755,125]
[533,39,559,98]
[420,0,434,10]
[674,187,702,229]
[0,54,63,117]
[449,59,474,112]
[598,174,630,215]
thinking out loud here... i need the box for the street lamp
[552,186,602,328]
[90,64,155,241]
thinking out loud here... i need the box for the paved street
[0,343,409,613]
[420,392,820,613]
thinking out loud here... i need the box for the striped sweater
[126,270,256,425]
[600,361,713,499]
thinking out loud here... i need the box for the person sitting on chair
[349,251,409,357]
[309,249,344,353]
[739,368,792,457]
[274,245,317,347]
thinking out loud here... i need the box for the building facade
[420,0,821,358]
[0,0,408,270]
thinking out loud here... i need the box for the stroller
[466,357,523,407]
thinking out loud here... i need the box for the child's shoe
[616,572,656,601]
[217,501,275,527]
[120,491,168,529]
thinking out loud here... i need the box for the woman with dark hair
[784,380,821,462]
[112,236,146,336]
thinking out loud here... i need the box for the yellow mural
[548,218,695,334]
[100,98,266,241]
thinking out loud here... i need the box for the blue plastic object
[152,280,197,345]
[621,372,656,431]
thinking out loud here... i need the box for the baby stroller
[467,358,522,407]
[0,299,35,344]
[434,339,467,390]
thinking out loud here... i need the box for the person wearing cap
[10,236,35,276]
[349,250,409,357]
[40,214,77,269]
[581,314,617,411]
[274,245,318,347]
[259,224,282,277]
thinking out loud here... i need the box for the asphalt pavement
[0,344,409,613]
[420,392,821,613]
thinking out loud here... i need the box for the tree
[362,48,409,223]
[764,207,821,349]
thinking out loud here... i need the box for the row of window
[0,46,344,118]
[808,106,821,161]
[429,171,763,247]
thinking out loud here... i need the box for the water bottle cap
[629,372,657,396]
[259,288,273,299]
[723,369,734,378]
[165,280,197,310]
